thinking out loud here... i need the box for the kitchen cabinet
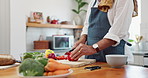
[131,51,148,66]
[133,55,144,66]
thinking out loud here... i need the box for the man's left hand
[70,43,97,60]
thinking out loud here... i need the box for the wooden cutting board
[57,59,96,67]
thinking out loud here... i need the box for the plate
[0,63,20,70]
[18,69,73,78]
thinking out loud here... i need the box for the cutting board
[57,59,96,67]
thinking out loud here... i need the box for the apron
[85,0,126,62]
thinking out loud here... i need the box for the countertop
[0,62,148,78]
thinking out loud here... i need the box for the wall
[10,0,26,59]
[8,0,90,60]
[24,0,74,22]
[129,0,141,40]
[129,0,141,39]
[141,0,148,41]
[0,0,10,54]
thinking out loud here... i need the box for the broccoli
[35,57,48,66]
[22,53,33,60]
[22,52,44,60]
[19,58,44,76]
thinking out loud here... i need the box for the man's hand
[70,43,97,60]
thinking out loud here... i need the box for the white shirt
[81,0,134,46]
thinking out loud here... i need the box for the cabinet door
[144,56,148,66]
[133,55,144,66]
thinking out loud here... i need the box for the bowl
[106,55,128,68]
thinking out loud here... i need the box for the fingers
[71,43,84,59]
[71,44,97,60]
[70,45,81,58]
[74,52,83,60]
[71,48,83,60]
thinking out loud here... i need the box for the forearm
[96,38,117,51]
[79,34,87,43]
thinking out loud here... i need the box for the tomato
[55,55,67,60]
[56,51,78,61]
[47,53,56,59]
[67,52,78,61]
[65,51,71,55]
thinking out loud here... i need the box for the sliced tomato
[55,55,67,60]
[67,52,78,61]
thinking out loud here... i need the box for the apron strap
[92,0,97,7]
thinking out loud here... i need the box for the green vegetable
[22,52,44,60]
[22,53,33,60]
[19,58,44,76]
[35,57,48,66]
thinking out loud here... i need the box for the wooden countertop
[0,62,148,78]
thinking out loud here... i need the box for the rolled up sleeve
[104,0,134,46]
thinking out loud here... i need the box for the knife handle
[84,66,101,71]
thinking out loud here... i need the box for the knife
[69,48,75,52]
[65,48,75,55]
[84,66,101,71]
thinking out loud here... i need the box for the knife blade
[69,48,75,52]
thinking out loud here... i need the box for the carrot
[48,59,61,64]
[45,62,71,72]
[44,62,57,72]
[43,72,48,76]
[56,64,70,70]
[53,70,69,75]
[47,72,53,76]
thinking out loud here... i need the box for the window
[129,0,141,40]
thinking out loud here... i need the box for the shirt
[81,0,134,46]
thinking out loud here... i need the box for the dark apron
[85,0,125,62]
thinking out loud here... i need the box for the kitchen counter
[0,62,148,78]
[131,50,148,66]
[132,50,148,56]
